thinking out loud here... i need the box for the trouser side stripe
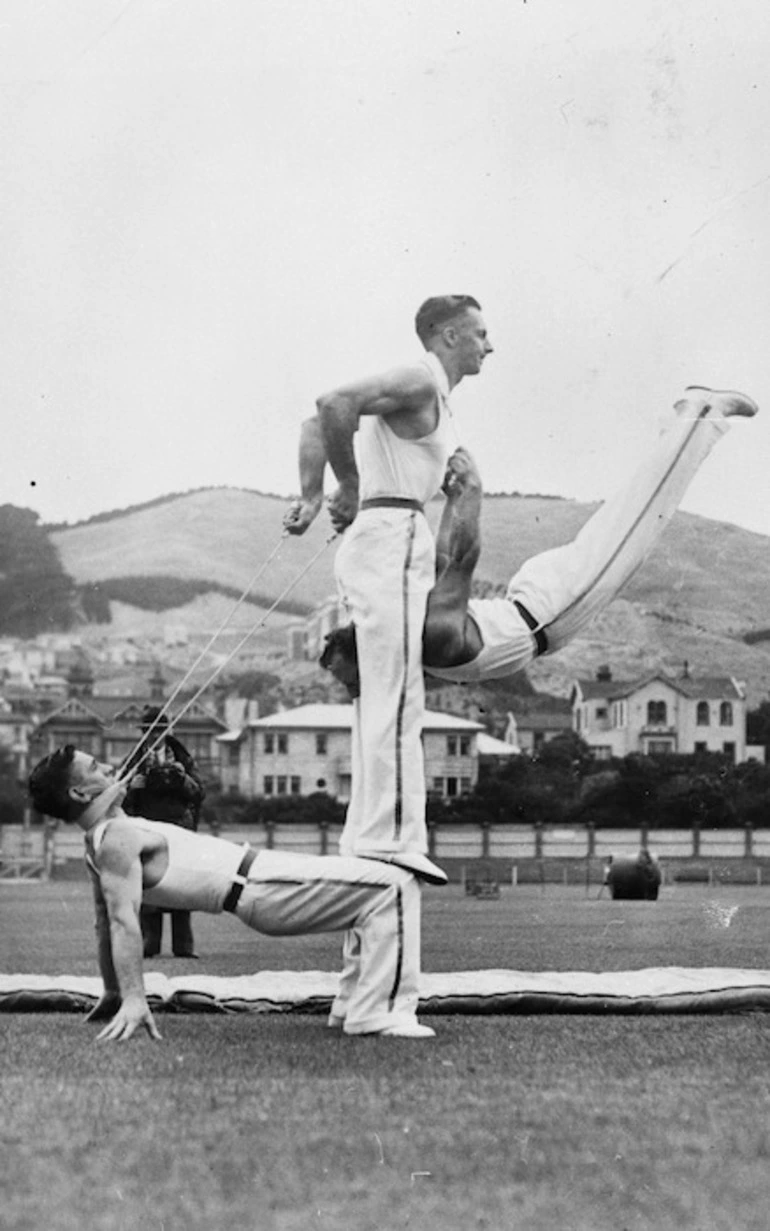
[388,887,405,1011]
[544,408,708,633]
[394,513,417,842]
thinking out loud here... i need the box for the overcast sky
[2,0,769,535]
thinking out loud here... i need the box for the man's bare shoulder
[91,813,154,869]
[319,361,436,417]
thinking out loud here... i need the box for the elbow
[315,392,340,417]
[316,392,355,426]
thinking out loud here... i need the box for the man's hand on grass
[95,998,162,1043]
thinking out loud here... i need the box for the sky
[2,0,770,535]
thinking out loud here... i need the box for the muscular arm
[88,824,162,1042]
[283,418,328,535]
[91,867,120,994]
[424,450,485,669]
[316,364,439,531]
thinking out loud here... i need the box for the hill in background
[47,485,770,706]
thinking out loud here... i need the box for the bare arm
[83,866,122,1023]
[283,418,328,536]
[424,450,485,669]
[89,825,162,1043]
[317,364,438,532]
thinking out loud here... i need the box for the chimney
[67,653,94,698]
[596,664,612,682]
[148,663,166,701]
[681,660,690,679]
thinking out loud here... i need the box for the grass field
[3,877,770,1231]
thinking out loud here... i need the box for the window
[277,734,288,755]
[723,742,736,761]
[316,734,327,755]
[460,777,472,795]
[694,742,707,754]
[263,776,274,796]
[276,775,287,795]
[264,734,274,754]
[459,736,470,756]
[227,745,239,766]
[591,746,613,761]
[575,709,582,732]
[647,700,667,725]
[446,777,458,797]
[696,702,710,726]
[446,736,458,756]
[290,776,301,795]
[720,702,733,727]
[596,706,608,720]
[432,777,444,794]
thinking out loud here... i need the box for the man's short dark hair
[28,745,77,820]
[414,295,482,346]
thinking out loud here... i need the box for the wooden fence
[13,820,769,878]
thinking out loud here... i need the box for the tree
[747,701,770,756]
[0,505,76,635]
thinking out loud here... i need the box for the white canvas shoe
[680,386,758,418]
[375,1022,436,1039]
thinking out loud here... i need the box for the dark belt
[222,846,258,913]
[514,600,548,657]
[360,497,424,513]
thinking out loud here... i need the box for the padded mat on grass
[3,968,770,1014]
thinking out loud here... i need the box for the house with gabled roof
[29,659,227,778]
[570,662,763,764]
[217,703,490,801]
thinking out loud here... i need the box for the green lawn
[3,878,770,1231]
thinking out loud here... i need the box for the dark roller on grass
[605,850,661,901]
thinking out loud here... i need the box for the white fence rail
[9,821,769,871]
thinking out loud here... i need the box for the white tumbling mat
[3,967,770,1014]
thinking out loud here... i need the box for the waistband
[360,497,424,513]
[513,600,548,657]
[222,846,258,913]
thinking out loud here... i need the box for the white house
[217,703,488,801]
[504,706,572,755]
[571,664,763,764]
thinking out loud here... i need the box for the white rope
[119,531,292,769]
[116,530,338,783]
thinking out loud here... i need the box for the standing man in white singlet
[285,296,493,884]
[28,747,435,1041]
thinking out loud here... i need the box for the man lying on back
[28,747,434,1042]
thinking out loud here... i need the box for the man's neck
[428,347,464,393]
[77,785,126,832]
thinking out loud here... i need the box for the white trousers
[234,850,421,1034]
[334,507,435,857]
[517,402,730,649]
[444,402,730,683]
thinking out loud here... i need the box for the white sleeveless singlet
[90,815,249,913]
[424,597,537,683]
[356,352,455,504]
